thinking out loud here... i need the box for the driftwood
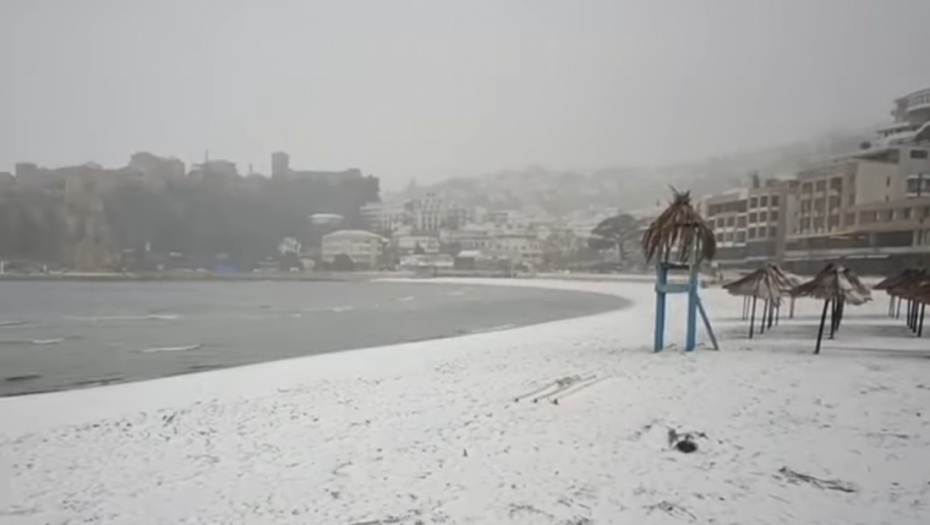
[777,466,856,493]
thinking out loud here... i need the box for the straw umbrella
[790,263,871,354]
[880,269,930,335]
[642,187,716,265]
[723,263,796,338]
[875,268,927,321]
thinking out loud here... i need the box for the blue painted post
[685,263,698,351]
[654,263,667,352]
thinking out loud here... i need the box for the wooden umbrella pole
[775,302,780,325]
[815,299,830,354]
[767,299,775,329]
[917,303,927,337]
[749,296,757,339]
[760,300,768,335]
[829,298,837,339]
[836,297,846,330]
[789,296,796,319]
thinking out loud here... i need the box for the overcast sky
[1,1,929,188]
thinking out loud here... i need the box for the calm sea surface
[0,281,627,396]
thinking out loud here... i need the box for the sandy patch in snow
[1,278,929,524]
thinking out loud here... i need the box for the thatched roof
[874,268,929,292]
[641,188,716,265]
[723,263,796,304]
[878,268,930,302]
[789,263,871,305]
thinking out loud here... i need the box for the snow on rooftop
[1,279,929,523]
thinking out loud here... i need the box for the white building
[395,234,440,254]
[321,230,386,269]
[488,233,543,266]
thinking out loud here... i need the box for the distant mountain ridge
[402,130,871,216]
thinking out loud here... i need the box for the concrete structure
[783,143,930,273]
[395,234,440,255]
[487,233,543,266]
[271,151,290,179]
[701,188,749,266]
[128,152,185,184]
[269,151,365,184]
[698,179,797,269]
[320,230,386,269]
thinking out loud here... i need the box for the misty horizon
[2,0,929,190]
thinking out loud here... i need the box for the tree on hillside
[588,213,638,263]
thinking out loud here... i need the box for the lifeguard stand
[653,262,718,352]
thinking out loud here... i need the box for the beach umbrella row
[789,263,871,354]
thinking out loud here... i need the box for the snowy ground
[2,279,929,525]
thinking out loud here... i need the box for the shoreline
[3,278,927,523]
[0,279,629,399]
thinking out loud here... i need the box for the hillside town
[354,86,930,276]
[1,86,928,277]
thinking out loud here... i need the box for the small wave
[71,314,180,322]
[0,337,70,346]
[138,344,203,354]
[0,320,29,328]
[303,305,354,313]
[469,324,517,334]
[395,296,415,302]
[31,338,66,346]
[5,374,41,383]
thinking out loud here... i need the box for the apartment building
[321,230,387,269]
[784,143,930,273]
[700,189,748,267]
[698,179,796,268]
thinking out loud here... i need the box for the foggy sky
[1,0,929,188]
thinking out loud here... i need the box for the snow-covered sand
[2,278,929,525]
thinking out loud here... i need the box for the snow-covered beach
[2,278,929,524]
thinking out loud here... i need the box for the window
[911,149,929,159]
[725,232,733,241]
[902,208,912,220]
[760,196,768,207]
[750,197,758,208]
[887,176,891,187]
[748,228,757,239]
[749,212,758,222]
[757,227,767,238]
[884,209,894,221]
[830,177,843,190]
[814,198,825,212]
[760,211,768,222]
[726,217,735,226]
[736,231,746,243]
[770,211,779,221]
[800,218,811,230]
[815,180,827,191]
[770,227,777,238]
[737,216,747,227]
[771,196,779,206]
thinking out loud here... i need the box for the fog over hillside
[400,129,871,216]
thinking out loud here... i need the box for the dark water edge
[1,281,627,397]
